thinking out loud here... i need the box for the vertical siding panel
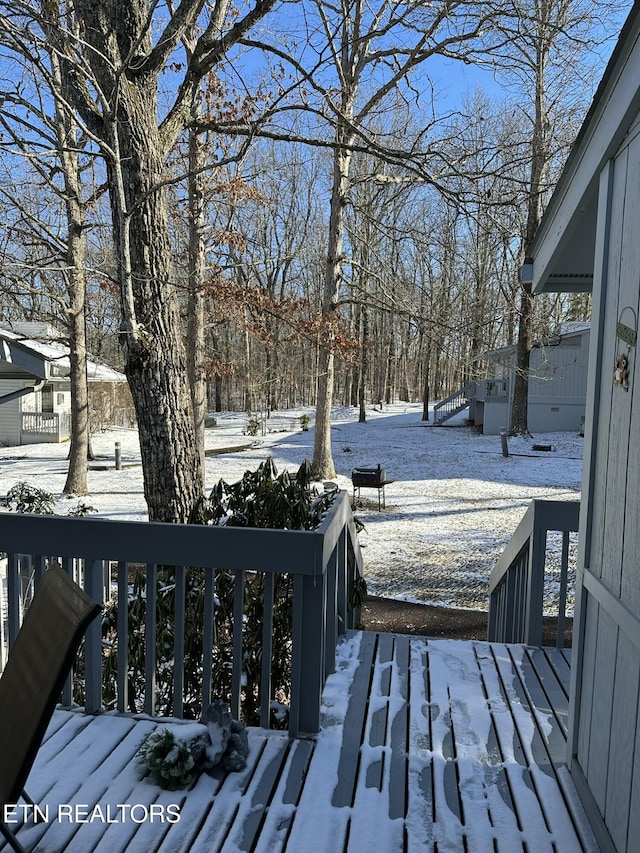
[0,380,25,446]
[621,317,640,611]
[626,698,640,852]
[593,147,627,590]
[604,630,639,852]
[577,595,599,768]
[619,133,640,614]
[604,137,640,598]
[585,611,617,812]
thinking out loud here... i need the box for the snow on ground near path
[0,403,582,614]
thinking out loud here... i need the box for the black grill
[351,465,386,488]
[351,465,390,510]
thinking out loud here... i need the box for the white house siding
[573,120,640,853]
[0,379,28,446]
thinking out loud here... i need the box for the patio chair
[0,564,101,853]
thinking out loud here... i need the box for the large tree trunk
[122,162,202,521]
[72,1,204,521]
[49,44,89,497]
[358,306,368,423]
[510,282,533,435]
[108,115,203,522]
[509,14,548,437]
[314,347,336,477]
[64,290,90,496]
[312,133,352,479]
[187,125,207,483]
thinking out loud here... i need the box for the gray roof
[0,328,126,383]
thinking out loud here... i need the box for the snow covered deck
[3,633,596,853]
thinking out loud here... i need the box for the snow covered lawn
[0,403,582,615]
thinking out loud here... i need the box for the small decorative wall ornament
[614,353,630,390]
[614,307,637,392]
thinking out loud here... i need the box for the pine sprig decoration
[137,729,196,788]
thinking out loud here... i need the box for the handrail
[0,490,364,737]
[20,411,71,441]
[433,382,475,424]
[475,378,509,402]
[487,499,579,647]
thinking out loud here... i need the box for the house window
[57,393,65,406]
[41,384,53,412]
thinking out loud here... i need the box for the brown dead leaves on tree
[208,278,358,361]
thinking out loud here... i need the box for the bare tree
[302,0,508,477]
[0,0,278,521]
[0,27,95,494]
[491,0,626,434]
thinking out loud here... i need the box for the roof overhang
[0,336,53,380]
[522,6,640,294]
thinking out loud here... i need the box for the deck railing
[0,490,363,737]
[20,411,71,441]
[487,499,580,648]
[433,382,475,424]
[474,378,509,402]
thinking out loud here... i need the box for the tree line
[0,0,626,520]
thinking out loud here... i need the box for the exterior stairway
[433,382,474,424]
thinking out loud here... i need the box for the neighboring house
[0,323,131,446]
[435,322,590,434]
[522,6,640,852]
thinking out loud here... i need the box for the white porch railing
[20,411,71,442]
[474,378,509,402]
[0,491,364,737]
[487,499,580,648]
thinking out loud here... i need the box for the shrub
[0,481,55,514]
[102,458,342,727]
[245,416,262,436]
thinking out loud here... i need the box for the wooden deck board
[2,635,598,853]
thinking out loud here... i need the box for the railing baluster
[260,572,274,729]
[173,565,186,718]
[337,532,348,633]
[7,554,21,647]
[557,532,570,649]
[61,556,75,706]
[84,558,105,713]
[201,566,215,712]
[144,563,157,716]
[117,561,129,713]
[325,538,340,678]
[525,519,547,647]
[291,573,326,736]
[230,571,244,720]
[33,555,46,583]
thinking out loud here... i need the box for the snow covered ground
[0,402,583,615]
[3,405,590,853]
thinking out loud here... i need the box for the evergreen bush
[102,458,349,728]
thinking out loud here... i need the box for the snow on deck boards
[3,636,596,853]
